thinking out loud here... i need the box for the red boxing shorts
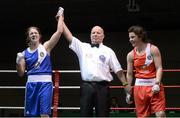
[134,78,166,117]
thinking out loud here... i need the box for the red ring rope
[110,107,180,110]
[110,85,180,89]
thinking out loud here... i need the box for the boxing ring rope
[0,85,180,89]
[0,107,180,110]
[1,69,180,73]
[0,69,180,116]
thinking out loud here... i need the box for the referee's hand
[124,84,132,94]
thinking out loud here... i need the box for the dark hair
[26,26,42,45]
[128,25,149,43]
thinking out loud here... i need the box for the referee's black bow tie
[91,43,99,48]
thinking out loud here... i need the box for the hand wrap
[16,52,24,64]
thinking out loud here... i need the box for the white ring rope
[0,107,80,110]
[0,86,80,89]
[0,70,81,73]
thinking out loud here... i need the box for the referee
[60,8,130,117]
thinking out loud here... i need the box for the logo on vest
[147,55,152,60]
[40,52,44,57]
[34,52,44,69]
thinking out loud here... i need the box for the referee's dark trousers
[80,80,110,117]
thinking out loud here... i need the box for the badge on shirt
[34,51,44,69]
[147,55,152,60]
[40,52,44,57]
[99,55,106,63]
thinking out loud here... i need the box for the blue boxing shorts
[24,82,53,116]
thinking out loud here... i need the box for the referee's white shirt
[69,37,123,82]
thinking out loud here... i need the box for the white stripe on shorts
[135,78,156,86]
[27,75,52,82]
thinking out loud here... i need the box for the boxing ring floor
[0,69,180,117]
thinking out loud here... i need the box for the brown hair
[128,25,149,43]
[26,26,42,45]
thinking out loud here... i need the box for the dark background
[0,0,180,116]
[0,0,180,69]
